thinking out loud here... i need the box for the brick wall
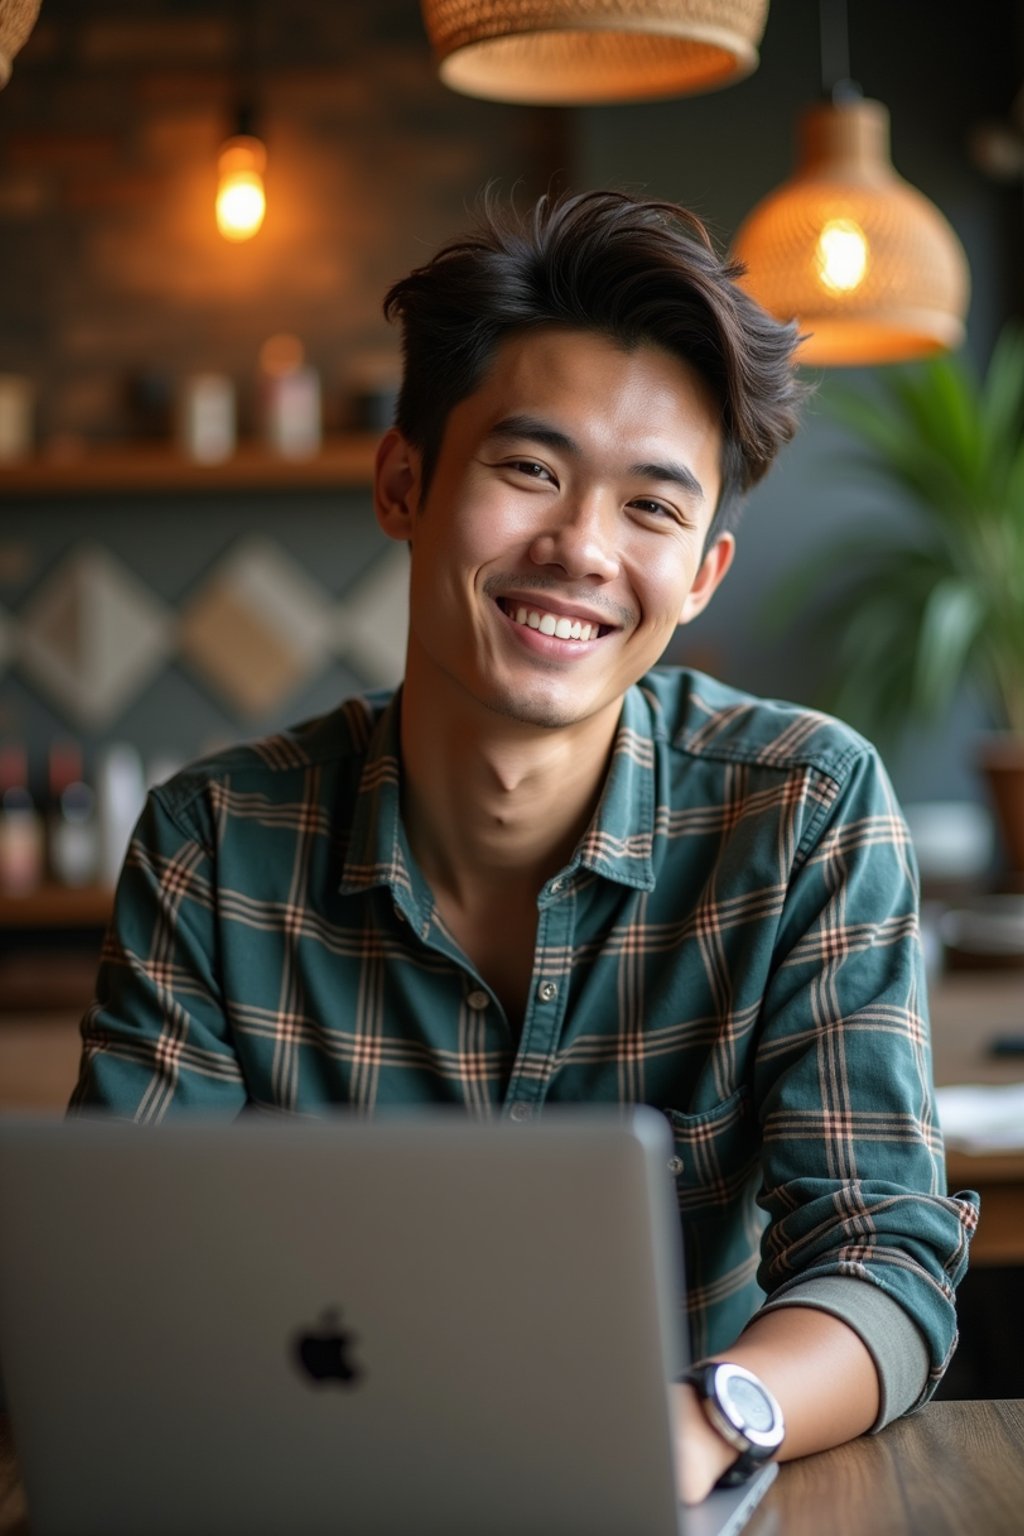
[0,0,567,782]
[0,0,567,449]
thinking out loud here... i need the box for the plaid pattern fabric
[71,668,977,1394]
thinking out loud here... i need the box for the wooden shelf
[0,885,114,928]
[0,949,99,1013]
[0,435,380,495]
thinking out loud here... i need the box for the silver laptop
[0,1109,776,1536]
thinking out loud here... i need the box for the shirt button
[509,1102,533,1123]
[538,980,558,1003]
[466,989,490,1011]
[667,1156,685,1176]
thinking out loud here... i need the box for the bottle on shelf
[94,741,147,889]
[46,741,100,889]
[0,744,45,895]
[258,333,322,458]
[178,372,237,464]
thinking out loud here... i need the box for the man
[71,190,977,1502]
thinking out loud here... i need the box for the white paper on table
[934,1083,1024,1154]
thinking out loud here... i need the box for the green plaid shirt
[72,668,977,1400]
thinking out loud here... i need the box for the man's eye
[631,498,671,517]
[509,459,552,481]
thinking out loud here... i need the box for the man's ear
[374,429,422,543]
[678,533,736,625]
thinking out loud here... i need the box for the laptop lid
[0,1110,774,1536]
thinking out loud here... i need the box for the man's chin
[479,685,593,731]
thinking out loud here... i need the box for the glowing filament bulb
[216,135,267,242]
[815,218,868,294]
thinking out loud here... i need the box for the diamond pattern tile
[179,536,333,718]
[17,545,173,729]
[332,545,409,688]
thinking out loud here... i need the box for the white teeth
[504,600,601,643]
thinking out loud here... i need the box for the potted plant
[770,324,1024,871]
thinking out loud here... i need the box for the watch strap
[714,1444,768,1488]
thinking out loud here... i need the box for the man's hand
[673,1382,738,1504]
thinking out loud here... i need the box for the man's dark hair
[383,188,805,546]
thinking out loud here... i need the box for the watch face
[726,1374,776,1433]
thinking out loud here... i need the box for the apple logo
[293,1307,363,1387]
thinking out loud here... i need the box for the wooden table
[2,1401,1022,1535]
[929,971,1024,1265]
[758,1400,1024,1536]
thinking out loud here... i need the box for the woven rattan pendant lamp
[420,0,769,105]
[732,0,969,366]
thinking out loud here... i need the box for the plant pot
[977,734,1024,877]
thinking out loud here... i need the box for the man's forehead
[461,326,722,479]
[470,325,719,420]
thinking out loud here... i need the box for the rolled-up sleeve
[752,740,979,1407]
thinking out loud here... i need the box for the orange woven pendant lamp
[420,0,769,104]
[732,0,969,366]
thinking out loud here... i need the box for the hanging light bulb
[216,135,266,242]
[733,93,969,366]
[216,112,267,243]
[815,217,868,294]
[419,0,769,105]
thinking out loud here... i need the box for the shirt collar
[338,681,659,912]
[337,689,435,931]
[569,682,657,892]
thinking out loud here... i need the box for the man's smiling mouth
[496,597,613,643]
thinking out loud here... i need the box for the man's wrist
[674,1382,742,1504]
[680,1362,785,1488]
[690,1386,745,1476]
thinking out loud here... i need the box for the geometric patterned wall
[4,533,408,732]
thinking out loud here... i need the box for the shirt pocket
[663,1087,760,1217]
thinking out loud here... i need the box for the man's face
[377,326,732,734]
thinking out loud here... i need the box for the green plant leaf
[980,325,1024,485]
[910,578,986,721]
[782,323,1024,738]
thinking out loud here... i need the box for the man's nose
[526,493,621,583]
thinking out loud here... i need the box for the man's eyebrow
[486,414,705,503]
[485,415,580,456]
[630,460,705,503]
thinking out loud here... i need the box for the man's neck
[398,675,620,908]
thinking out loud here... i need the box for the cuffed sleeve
[757,1275,930,1429]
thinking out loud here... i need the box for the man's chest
[215,868,781,1118]
[429,890,539,1038]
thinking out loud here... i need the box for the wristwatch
[681,1361,785,1487]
